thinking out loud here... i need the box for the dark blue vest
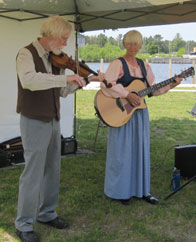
[117,57,147,87]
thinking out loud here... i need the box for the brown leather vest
[16,43,61,122]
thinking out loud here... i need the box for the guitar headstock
[179,67,195,79]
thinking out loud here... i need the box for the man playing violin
[15,16,104,242]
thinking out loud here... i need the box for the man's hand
[67,74,85,87]
[97,70,105,82]
[126,92,140,106]
[88,70,106,83]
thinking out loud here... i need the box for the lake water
[85,62,195,89]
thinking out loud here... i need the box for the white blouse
[101,58,170,98]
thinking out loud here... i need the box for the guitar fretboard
[138,76,176,97]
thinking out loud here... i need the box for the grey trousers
[15,115,61,232]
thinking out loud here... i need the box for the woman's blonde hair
[123,30,143,47]
[40,16,72,39]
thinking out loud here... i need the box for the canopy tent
[0,0,196,144]
[0,0,196,30]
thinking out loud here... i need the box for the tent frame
[1,1,196,32]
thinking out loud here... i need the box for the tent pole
[72,0,81,142]
[73,22,80,139]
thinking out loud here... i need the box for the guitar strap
[136,58,153,97]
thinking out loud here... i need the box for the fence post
[192,59,195,84]
[100,58,104,72]
[169,58,172,78]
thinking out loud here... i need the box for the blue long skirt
[104,108,151,199]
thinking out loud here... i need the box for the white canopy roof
[0,0,196,32]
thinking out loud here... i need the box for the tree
[81,32,195,60]
[140,37,147,53]
[97,34,108,47]
[147,44,158,55]
[176,47,185,57]
[108,36,117,46]
[154,34,163,43]
[186,41,196,54]
[116,34,123,49]
[154,34,167,53]
[162,40,170,54]
[172,33,186,52]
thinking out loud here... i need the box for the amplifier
[175,145,196,178]
[0,151,10,168]
[9,148,24,164]
[61,136,77,155]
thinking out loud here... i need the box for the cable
[151,144,179,173]
[152,142,196,174]
[152,143,196,201]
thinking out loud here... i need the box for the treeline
[78,33,196,62]
[79,43,125,62]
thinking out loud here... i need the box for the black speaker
[175,145,196,178]
[61,136,77,155]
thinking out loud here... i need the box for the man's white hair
[40,16,72,39]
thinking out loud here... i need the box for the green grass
[174,86,196,90]
[1,90,196,242]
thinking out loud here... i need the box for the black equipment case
[0,136,24,165]
[0,135,77,168]
[61,136,77,155]
[0,150,11,168]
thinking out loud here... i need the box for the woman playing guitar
[101,30,182,205]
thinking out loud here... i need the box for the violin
[48,52,112,88]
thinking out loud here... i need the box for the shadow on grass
[0,117,196,242]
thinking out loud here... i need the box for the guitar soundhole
[124,103,134,114]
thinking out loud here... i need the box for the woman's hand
[126,92,140,106]
[67,74,85,87]
[170,76,182,89]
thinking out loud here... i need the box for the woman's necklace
[124,56,139,76]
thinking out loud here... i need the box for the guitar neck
[138,75,178,97]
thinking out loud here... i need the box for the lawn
[0,90,196,242]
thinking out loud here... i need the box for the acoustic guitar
[94,67,195,127]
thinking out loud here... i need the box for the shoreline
[151,57,193,64]
[83,83,196,91]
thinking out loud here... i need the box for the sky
[83,22,196,41]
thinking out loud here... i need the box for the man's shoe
[16,230,39,242]
[143,195,159,205]
[38,217,69,229]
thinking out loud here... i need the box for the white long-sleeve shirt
[16,39,78,97]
